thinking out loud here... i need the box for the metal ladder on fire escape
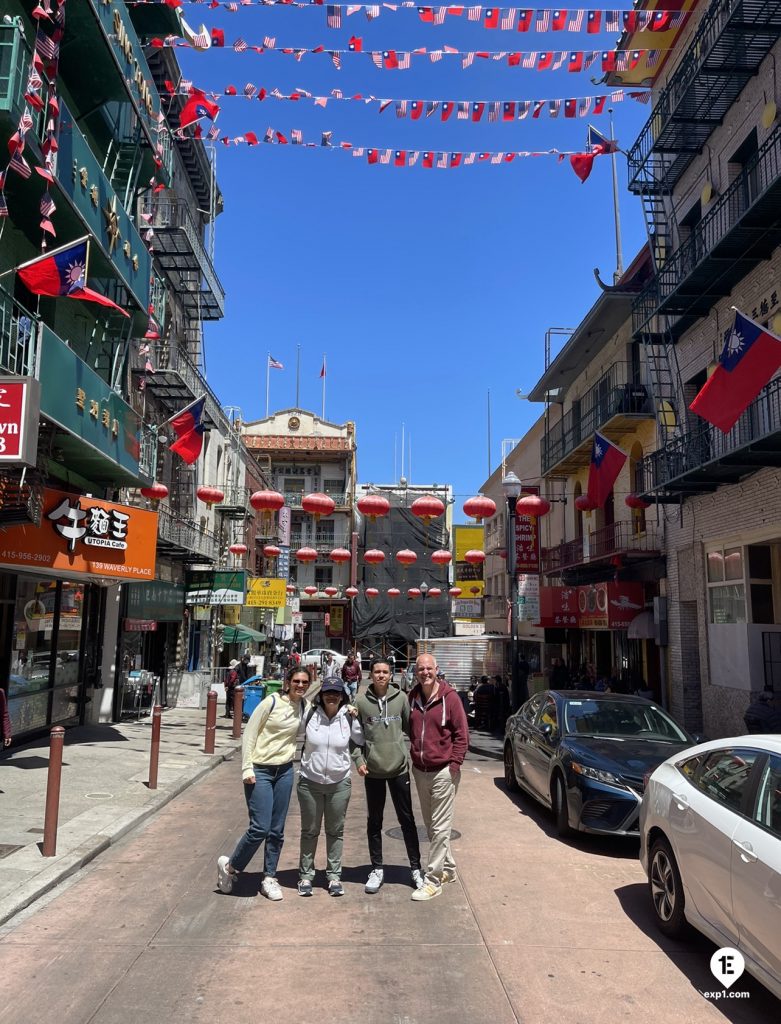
[106,120,144,214]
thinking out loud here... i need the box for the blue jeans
[230,762,294,876]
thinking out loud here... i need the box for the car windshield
[562,699,689,742]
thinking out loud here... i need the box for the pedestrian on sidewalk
[1,684,11,748]
[216,666,311,902]
[341,652,362,703]
[408,653,469,902]
[353,658,424,895]
[224,660,240,719]
[296,677,364,897]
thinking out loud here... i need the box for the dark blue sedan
[503,691,696,837]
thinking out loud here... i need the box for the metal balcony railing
[542,538,585,575]
[137,424,157,483]
[156,506,217,561]
[284,492,349,508]
[0,286,39,377]
[542,522,661,573]
[541,362,652,474]
[640,377,781,494]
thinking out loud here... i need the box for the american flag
[521,51,537,68]
[321,130,333,146]
[491,152,503,164]
[379,98,393,112]
[353,147,365,156]
[462,51,475,68]
[269,356,284,370]
[270,88,284,98]
[347,4,362,13]
[26,69,43,92]
[436,151,448,168]
[464,152,476,164]
[264,127,274,143]
[263,35,276,48]
[291,129,303,144]
[567,10,585,31]
[18,109,34,134]
[548,99,561,118]
[244,83,257,98]
[467,7,481,21]
[371,51,383,68]
[578,97,593,117]
[646,49,661,68]
[330,51,342,68]
[551,51,567,70]
[433,6,447,23]
[604,10,620,32]
[366,5,381,18]
[492,51,506,60]
[179,80,193,94]
[191,27,211,49]
[326,6,342,27]
[517,100,531,119]
[637,11,653,30]
[457,101,469,119]
[40,192,55,217]
[426,100,439,116]
[314,96,328,107]
[9,151,31,178]
[501,9,516,30]
[584,51,600,69]
[35,33,59,62]
[233,37,248,52]
[430,50,443,62]
[397,51,411,69]
[408,151,419,165]
[396,99,408,116]
[225,3,238,10]
[206,125,221,140]
[535,10,550,31]
[380,150,391,163]
[331,88,344,98]
[487,101,500,122]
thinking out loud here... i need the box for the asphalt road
[0,749,777,1024]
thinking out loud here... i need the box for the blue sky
[178,5,649,508]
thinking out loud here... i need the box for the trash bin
[242,684,266,718]
[265,679,283,696]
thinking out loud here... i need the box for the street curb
[468,741,503,761]
[0,741,241,929]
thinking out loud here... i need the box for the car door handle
[672,792,689,810]
[733,839,758,863]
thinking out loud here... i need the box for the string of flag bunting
[174,80,650,120]
[150,35,669,71]
[132,1,688,36]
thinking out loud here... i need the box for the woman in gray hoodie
[297,677,364,897]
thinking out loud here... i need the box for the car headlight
[571,762,626,788]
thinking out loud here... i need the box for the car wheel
[503,743,519,792]
[552,773,573,838]
[648,837,686,937]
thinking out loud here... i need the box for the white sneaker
[442,869,458,885]
[261,876,283,901]
[217,855,234,894]
[365,868,384,894]
[411,869,424,890]
[411,880,442,902]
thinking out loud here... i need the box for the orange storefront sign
[0,488,158,580]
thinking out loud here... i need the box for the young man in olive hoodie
[352,658,424,893]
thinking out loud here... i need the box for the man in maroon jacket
[408,653,469,901]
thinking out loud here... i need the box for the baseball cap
[321,677,345,694]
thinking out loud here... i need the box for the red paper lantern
[410,495,445,522]
[363,549,386,565]
[345,586,359,598]
[464,549,486,565]
[469,586,481,595]
[286,584,297,595]
[497,549,508,560]
[303,585,318,596]
[575,494,598,512]
[324,586,339,597]
[365,587,379,599]
[430,549,452,565]
[428,587,443,598]
[250,490,285,513]
[140,482,168,502]
[516,495,551,518]
[407,587,421,599]
[357,494,391,520]
[330,547,352,563]
[263,544,281,559]
[229,543,248,556]
[463,495,497,522]
[295,547,318,562]
[395,549,417,566]
[448,587,462,597]
[197,485,225,507]
[302,492,335,519]
[387,587,401,598]
[625,493,651,510]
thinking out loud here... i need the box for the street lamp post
[419,581,429,642]
[502,471,524,712]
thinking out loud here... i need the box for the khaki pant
[412,765,459,885]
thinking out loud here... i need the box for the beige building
[614,3,781,735]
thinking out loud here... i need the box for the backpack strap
[299,702,317,759]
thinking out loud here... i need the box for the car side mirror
[541,723,553,738]
[690,733,707,744]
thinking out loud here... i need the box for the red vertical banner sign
[514,485,540,574]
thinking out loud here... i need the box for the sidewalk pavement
[468,726,504,760]
[0,707,241,927]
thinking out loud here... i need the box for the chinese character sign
[0,376,41,464]
[246,578,287,608]
[454,524,484,597]
[0,488,157,579]
[514,512,540,574]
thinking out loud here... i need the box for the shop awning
[223,624,267,644]
[627,611,656,640]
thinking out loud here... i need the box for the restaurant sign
[0,377,40,465]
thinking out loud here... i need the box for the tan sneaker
[411,880,442,902]
[442,869,458,885]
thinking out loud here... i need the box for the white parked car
[300,648,346,673]
[640,736,781,1000]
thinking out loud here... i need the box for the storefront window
[707,550,724,582]
[724,547,743,581]
[709,584,746,624]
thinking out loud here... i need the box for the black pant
[365,772,421,871]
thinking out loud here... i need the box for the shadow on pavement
[615,882,781,1021]
[0,756,70,771]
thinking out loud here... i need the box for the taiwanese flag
[587,431,627,507]
[418,6,434,22]
[601,51,617,72]
[593,96,607,114]
[622,12,639,32]
[568,51,583,72]
[570,152,594,181]
[690,311,781,433]
[552,9,567,31]
[210,28,225,47]
[410,100,424,120]
[651,11,673,32]
[503,101,515,121]
[517,9,533,31]
[17,238,129,316]
[422,151,434,168]
[508,52,521,65]
[180,88,220,128]
[484,8,499,28]
[383,49,399,69]
[471,102,485,122]
[587,11,601,33]
[450,152,462,167]
[564,99,576,118]
[225,85,237,95]
[537,52,553,70]
[394,149,406,166]
[478,152,491,161]
[367,148,379,164]
[441,101,455,121]
[169,396,207,465]
[349,35,362,52]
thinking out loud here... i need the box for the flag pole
[265,353,270,418]
[321,353,326,420]
[295,343,301,409]
[609,108,624,283]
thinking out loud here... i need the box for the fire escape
[626,0,781,499]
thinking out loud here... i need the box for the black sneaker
[298,879,313,897]
[328,879,344,897]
